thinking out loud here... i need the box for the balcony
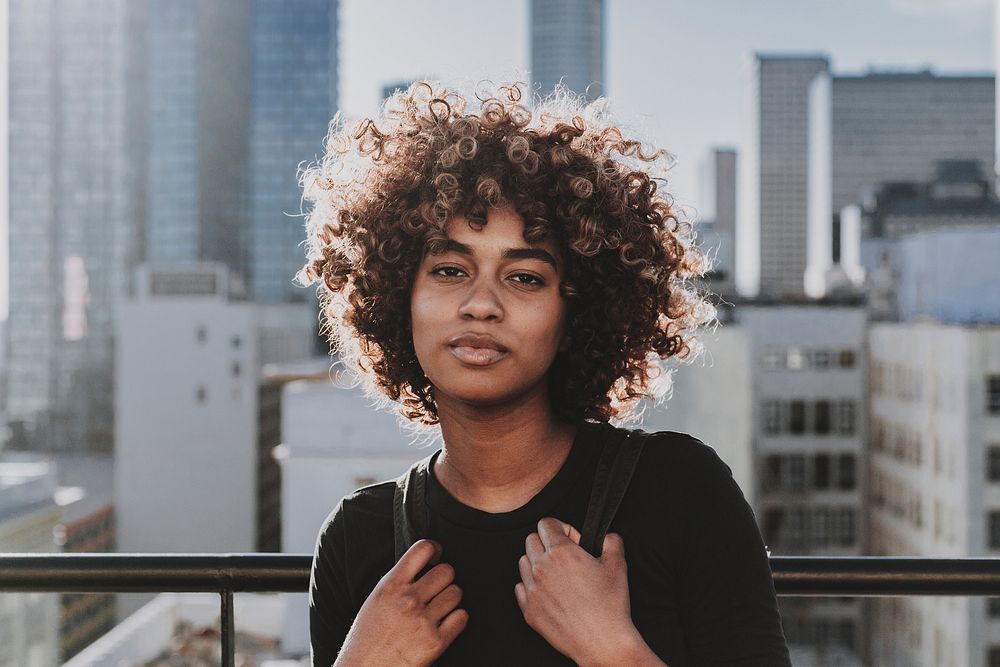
[3,554,1000,665]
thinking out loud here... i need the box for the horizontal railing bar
[2,554,1000,597]
[0,553,311,592]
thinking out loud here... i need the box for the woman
[300,81,790,666]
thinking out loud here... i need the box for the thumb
[600,532,626,563]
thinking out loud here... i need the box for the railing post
[221,589,235,667]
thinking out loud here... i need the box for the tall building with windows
[755,54,994,298]
[740,301,867,664]
[250,0,338,303]
[5,0,338,452]
[529,0,604,100]
[755,55,830,298]
[831,72,994,215]
[868,323,1000,666]
[142,0,253,282]
[5,0,137,452]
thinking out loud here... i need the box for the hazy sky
[0,0,994,317]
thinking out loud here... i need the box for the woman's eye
[431,266,465,277]
[511,273,544,286]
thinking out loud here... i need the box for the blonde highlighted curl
[298,81,716,426]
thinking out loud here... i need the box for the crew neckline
[425,420,606,531]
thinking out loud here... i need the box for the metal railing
[2,554,1000,666]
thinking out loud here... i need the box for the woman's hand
[335,539,468,667]
[514,518,665,667]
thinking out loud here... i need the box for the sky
[0,0,994,317]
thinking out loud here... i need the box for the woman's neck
[432,390,577,514]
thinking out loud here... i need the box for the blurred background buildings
[0,0,998,665]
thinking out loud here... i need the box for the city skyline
[0,0,993,317]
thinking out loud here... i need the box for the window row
[870,360,969,414]
[871,417,923,467]
[762,506,856,550]
[760,346,857,371]
[870,469,923,532]
[761,453,857,493]
[761,399,857,436]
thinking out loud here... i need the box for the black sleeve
[309,499,355,667]
[676,444,791,666]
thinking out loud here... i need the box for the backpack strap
[393,451,437,562]
[579,427,650,558]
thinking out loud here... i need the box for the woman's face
[410,204,568,412]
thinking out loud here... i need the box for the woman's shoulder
[604,424,736,488]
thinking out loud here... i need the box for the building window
[990,645,1000,667]
[814,400,831,435]
[762,400,781,435]
[812,349,831,370]
[231,335,242,349]
[763,455,781,492]
[786,347,806,370]
[231,361,241,378]
[836,508,856,547]
[195,385,207,404]
[989,446,1000,483]
[989,512,1000,550]
[835,400,856,435]
[838,349,856,369]
[787,455,806,492]
[789,401,806,435]
[838,454,856,490]
[988,375,1000,415]
[196,326,207,343]
[814,454,830,490]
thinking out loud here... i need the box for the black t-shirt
[309,421,791,666]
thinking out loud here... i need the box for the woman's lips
[448,345,510,366]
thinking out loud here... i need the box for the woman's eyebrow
[439,239,558,270]
[502,247,558,271]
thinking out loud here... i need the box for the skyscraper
[831,71,994,215]
[755,54,995,298]
[755,55,830,299]
[5,0,338,452]
[6,0,136,452]
[529,0,604,100]
[142,0,254,283]
[250,0,338,303]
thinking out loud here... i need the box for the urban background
[0,0,997,665]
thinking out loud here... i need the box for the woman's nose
[457,278,504,321]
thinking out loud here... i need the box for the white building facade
[740,302,868,663]
[115,264,313,621]
[869,322,1000,667]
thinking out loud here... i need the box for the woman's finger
[389,539,441,584]
[525,531,545,562]
[426,582,463,623]
[518,553,534,587]
[437,608,470,646]
[413,561,456,604]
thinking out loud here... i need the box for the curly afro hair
[298,81,716,426]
